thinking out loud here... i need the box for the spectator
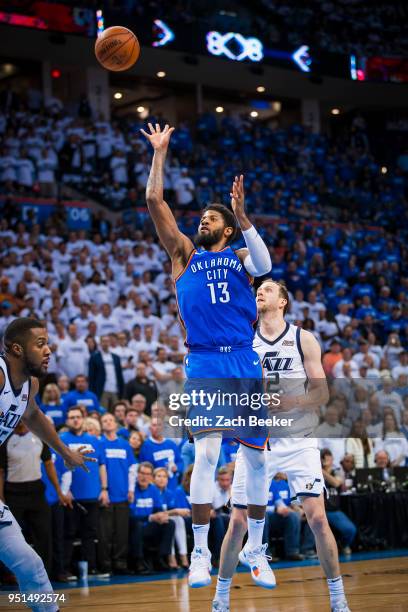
[124,362,158,413]
[84,417,101,437]
[112,331,135,383]
[56,323,89,381]
[373,379,405,424]
[118,395,151,439]
[60,406,109,578]
[63,374,102,415]
[98,413,137,575]
[40,383,66,429]
[152,347,177,394]
[339,454,356,491]
[392,351,408,380]
[153,467,189,570]
[345,420,375,468]
[322,340,343,377]
[129,462,175,573]
[401,408,408,441]
[264,473,304,561]
[332,348,359,379]
[88,334,124,410]
[376,412,408,466]
[112,400,128,426]
[174,167,195,207]
[128,430,145,462]
[139,418,183,490]
[320,449,357,556]
[315,403,345,438]
[374,449,392,481]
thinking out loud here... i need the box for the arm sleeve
[41,443,52,463]
[242,225,272,277]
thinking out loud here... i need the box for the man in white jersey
[0,318,94,612]
[212,280,350,612]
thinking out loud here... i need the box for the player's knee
[13,546,47,586]
[241,446,265,472]
[307,510,328,535]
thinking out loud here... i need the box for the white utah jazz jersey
[253,323,318,443]
[0,356,31,446]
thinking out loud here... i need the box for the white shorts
[231,438,325,507]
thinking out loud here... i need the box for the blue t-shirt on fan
[100,435,136,503]
[139,438,183,490]
[59,431,105,501]
[130,483,161,522]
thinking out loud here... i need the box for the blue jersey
[175,247,257,351]
[41,452,66,506]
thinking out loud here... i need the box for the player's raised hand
[230,174,245,216]
[62,445,97,473]
[140,123,175,151]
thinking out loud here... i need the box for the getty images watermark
[166,389,296,429]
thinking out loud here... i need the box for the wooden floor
[1,557,407,611]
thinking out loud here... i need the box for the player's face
[195,211,229,248]
[256,282,282,314]
[24,328,51,377]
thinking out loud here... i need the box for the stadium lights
[250,110,258,118]
[137,106,145,113]
[157,71,166,78]
[381,166,388,174]
[215,106,224,113]
[113,92,123,100]
[256,86,265,92]
[331,108,340,115]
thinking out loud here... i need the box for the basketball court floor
[1,550,407,611]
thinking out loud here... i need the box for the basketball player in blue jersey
[0,318,94,612]
[212,280,350,612]
[141,123,274,589]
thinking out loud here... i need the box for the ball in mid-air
[95,26,140,71]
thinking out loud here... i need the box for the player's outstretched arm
[140,123,193,260]
[22,378,96,472]
[231,175,271,276]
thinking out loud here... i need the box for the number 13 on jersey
[207,282,230,304]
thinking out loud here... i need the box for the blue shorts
[184,347,268,449]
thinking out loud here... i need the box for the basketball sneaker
[212,600,230,612]
[239,543,276,589]
[332,601,351,612]
[188,547,212,588]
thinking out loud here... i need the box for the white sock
[327,576,346,606]
[215,576,232,604]
[247,517,265,549]
[192,523,210,551]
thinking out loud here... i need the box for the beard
[25,356,47,378]
[194,227,224,248]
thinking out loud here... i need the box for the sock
[215,576,232,604]
[247,517,265,549]
[327,576,346,607]
[192,523,210,551]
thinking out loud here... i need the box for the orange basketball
[95,26,140,72]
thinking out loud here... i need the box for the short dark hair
[138,461,154,474]
[202,203,238,244]
[4,318,46,351]
[260,279,290,315]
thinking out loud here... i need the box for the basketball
[95,26,140,72]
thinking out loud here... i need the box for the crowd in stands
[0,94,407,581]
[105,0,408,57]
